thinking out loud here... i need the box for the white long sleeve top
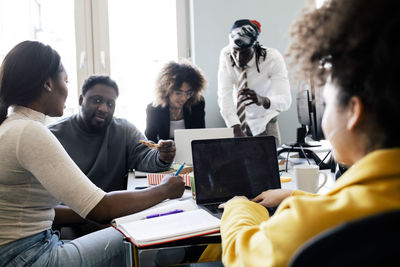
[0,106,105,246]
[217,45,291,135]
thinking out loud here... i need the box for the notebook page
[120,209,220,244]
[112,199,197,226]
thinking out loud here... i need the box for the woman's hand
[158,140,176,163]
[252,189,294,208]
[218,196,248,209]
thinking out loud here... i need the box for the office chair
[289,209,400,267]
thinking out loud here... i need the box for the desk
[278,140,333,170]
[280,169,336,195]
[126,168,336,266]
[127,173,221,267]
[127,169,336,195]
[278,144,336,195]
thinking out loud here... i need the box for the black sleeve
[188,97,206,129]
[145,104,159,142]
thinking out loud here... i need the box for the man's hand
[232,124,247,137]
[238,89,270,109]
[252,189,294,208]
[157,140,176,163]
[160,175,185,199]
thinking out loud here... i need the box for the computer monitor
[295,78,325,145]
[279,78,332,170]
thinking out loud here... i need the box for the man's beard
[83,115,110,133]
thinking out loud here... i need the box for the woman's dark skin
[24,67,186,226]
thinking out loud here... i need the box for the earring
[44,85,52,92]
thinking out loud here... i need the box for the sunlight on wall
[108,0,178,133]
[0,0,78,121]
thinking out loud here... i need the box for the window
[107,0,180,132]
[0,0,78,117]
[315,0,326,8]
[1,0,188,132]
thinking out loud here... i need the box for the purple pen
[145,213,160,219]
[145,209,184,219]
[159,209,184,217]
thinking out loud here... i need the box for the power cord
[282,144,332,171]
[299,143,311,165]
[285,146,294,173]
[318,150,332,167]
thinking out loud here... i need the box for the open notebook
[111,199,220,247]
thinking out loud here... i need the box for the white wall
[189,0,306,144]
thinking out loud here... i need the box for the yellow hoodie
[220,148,400,267]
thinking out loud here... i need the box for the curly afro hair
[288,0,400,149]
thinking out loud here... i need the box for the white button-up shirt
[217,45,291,135]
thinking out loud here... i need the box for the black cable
[299,143,311,165]
[318,150,332,167]
[285,146,293,173]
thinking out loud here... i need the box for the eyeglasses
[173,89,194,97]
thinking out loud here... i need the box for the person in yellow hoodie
[219,0,400,266]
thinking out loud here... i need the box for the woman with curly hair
[145,60,207,142]
[219,0,400,266]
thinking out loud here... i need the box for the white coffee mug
[294,164,328,193]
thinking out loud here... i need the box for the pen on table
[174,162,185,176]
[134,186,149,190]
[145,209,184,219]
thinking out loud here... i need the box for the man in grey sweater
[49,75,175,192]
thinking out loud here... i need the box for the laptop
[191,136,281,218]
[174,128,234,165]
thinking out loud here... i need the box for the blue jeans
[0,227,126,266]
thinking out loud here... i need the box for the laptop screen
[192,136,281,205]
[174,128,234,165]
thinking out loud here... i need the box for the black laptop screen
[192,136,281,205]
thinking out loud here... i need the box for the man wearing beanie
[217,19,291,146]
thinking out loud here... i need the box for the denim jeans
[0,227,126,267]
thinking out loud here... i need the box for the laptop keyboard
[203,203,221,214]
